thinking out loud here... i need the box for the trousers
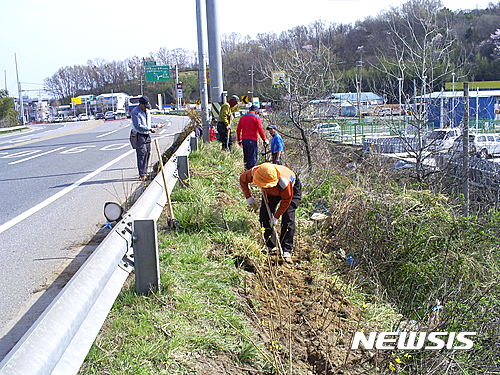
[259,178,302,253]
[217,122,232,150]
[136,133,151,177]
[242,139,258,169]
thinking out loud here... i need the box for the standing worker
[240,163,302,262]
[266,125,284,164]
[217,95,240,151]
[237,105,269,169]
[130,96,164,181]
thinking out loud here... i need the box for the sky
[0,0,496,98]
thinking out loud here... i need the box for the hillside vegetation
[44,0,500,107]
[81,136,498,375]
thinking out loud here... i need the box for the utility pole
[140,58,145,96]
[4,70,7,92]
[206,0,223,103]
[175,65,181,109]
[196,0,210,142]
[451,72,456,126]
[355,46,364,143]
[462,82,470,216]
[249,65,255,98]
[15,53,25,125]
[355,58,362,143]
[398,77,403,133]
[475,87,479,132]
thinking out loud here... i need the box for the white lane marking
[1,150,43,159]
[96,128,121,138]
[0,149,135,235]
[100,143,129,151]
[8,147,67,165]
[60,145,97,154]
[158,129,166,135]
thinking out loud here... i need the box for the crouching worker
[239,163,302,262]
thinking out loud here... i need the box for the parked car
[114,110,127,119]
[425,128,461,152]
[311,122,341,136]
[378,108,392,116]
[78,114,89,121]
[104,111,115,120]
[450,133,500,159]
[95,112,104,120]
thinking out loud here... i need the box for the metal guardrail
[362,136,422,154]
[435,154,500,188]
[363,136,500,189]
[0,133,196,375]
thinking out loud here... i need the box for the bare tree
[259,42,341,169]
[373,0,464,182]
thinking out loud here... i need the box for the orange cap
[253,163,280,188]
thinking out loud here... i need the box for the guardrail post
[190,136,198,152]
[177,155,190,187]
[133,219,160,295]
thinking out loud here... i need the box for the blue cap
[266,125,277,130]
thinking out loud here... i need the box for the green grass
[81,142,268,374]
[0,126,27,134]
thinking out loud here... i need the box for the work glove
[264,139,269,146]
[246,197,259,210]
[271,217,279,227]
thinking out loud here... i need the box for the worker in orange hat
[239,163,302,262]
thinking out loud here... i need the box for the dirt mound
[238,243,376,374]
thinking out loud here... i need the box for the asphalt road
[0,116,189,358]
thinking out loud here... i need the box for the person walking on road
[266,125,284,165]
[237,105,268,169]
[217,95,239,151]
[130,96,164,181]
[239,163,302,262]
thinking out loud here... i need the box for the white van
[425,128,461,152]
[450,133,500,159]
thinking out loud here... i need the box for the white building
[96,92,129,113]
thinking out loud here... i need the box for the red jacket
[236,112,267,142]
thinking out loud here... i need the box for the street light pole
[14,53,25,125]
[196,0,210,142]
[206,0,223,103]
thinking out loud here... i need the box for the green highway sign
[145,65,170,82]
[143,60,156,67]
